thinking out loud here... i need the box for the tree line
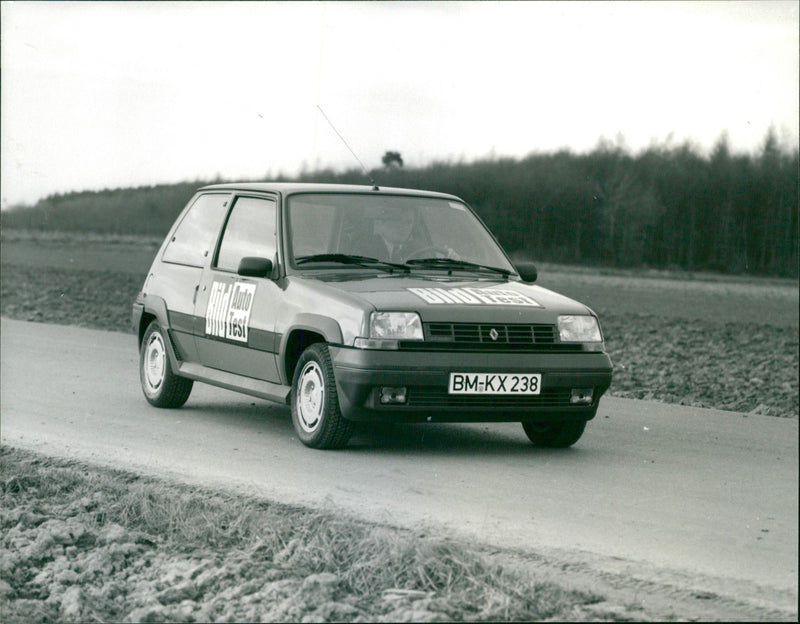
[3,131,797,277]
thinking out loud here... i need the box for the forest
[3,131,797,277]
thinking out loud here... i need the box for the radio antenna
[317,105,379,190]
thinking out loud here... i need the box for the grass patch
[0,228,163,246]
[1,447,602,622]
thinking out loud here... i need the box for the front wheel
[140,320,193,408]
[522,419,586,448]
[291,343,354,449]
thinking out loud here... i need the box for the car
[132,183,613,449]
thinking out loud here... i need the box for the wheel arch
[137,296,181,371]
[281,314,344,384]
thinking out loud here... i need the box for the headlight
[354,312,424,349]
[370,312,423,340]
[558,315,602,342]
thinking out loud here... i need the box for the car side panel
[145,263,203,363]
[193,270,281,383]
[274,277,371,349]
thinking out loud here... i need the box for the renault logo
[489,328,499,341]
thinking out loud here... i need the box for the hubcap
[143,332,166,394]
[297,361,325,433]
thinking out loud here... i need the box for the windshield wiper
[405,257,513,278]
[295,254,410,273]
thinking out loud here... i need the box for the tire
[140,320,193,408]
[291,343,354,449]
[522,419,586,448]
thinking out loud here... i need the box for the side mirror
[515,261,537,283]
[237,256,273,278]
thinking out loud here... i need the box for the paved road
[2,318,797,612]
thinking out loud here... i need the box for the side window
[216,196,277,273]
[162,194,230,266]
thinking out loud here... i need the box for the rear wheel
[522,419,586,448]
[140,320,193,408]
[291,343,354,449]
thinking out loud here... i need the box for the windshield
[286,193,515,273]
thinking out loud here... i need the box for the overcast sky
[1,0,798,208]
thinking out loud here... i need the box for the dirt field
[2,233,797,418]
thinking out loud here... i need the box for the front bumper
[329,346,613,423]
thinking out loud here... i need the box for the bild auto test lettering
[407,286,541,307]
[205,281,256,342]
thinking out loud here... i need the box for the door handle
[193,284,200,305]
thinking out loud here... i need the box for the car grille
[426,322,556,344]
[401,322,578,352]
[408,387,573,409]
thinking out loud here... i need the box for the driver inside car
[360,204,458,263]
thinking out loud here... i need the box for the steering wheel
[405,246,453,260]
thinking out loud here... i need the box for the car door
[193,193,282,382]
[153,192,231,363]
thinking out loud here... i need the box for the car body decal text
[205,281,256,342]
[407,286,541,307]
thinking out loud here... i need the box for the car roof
[198,182,462,201]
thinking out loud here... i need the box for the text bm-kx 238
[132,183,613,449]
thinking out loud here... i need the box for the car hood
[298,272,592,324]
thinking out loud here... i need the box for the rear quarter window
[162,193,230,267]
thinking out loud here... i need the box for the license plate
[448,373,541,395]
